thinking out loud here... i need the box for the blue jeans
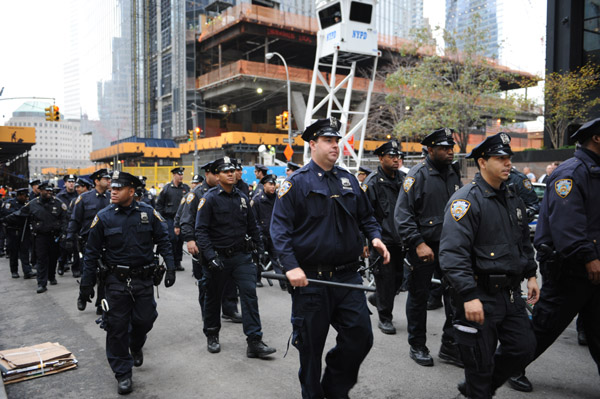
[202,252,262,338]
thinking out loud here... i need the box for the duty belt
[303,261,361,277]
[215,241,247,258]
[475,274,521,294]
[110,264,156,281]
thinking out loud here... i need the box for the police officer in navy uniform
[439,132,539,398]
[195,157,276,358]
[0,188,36,279]
[156,167,189,271]
[135,176,156,208]
[507,167,539,221]
[363,140,406,334]
[6,181,70,293]
[286,161,301,177]
[234,158,250,197]
[67,169,111,311]
[57,174,78,276]
[180,162,241,321]
[394,128,463,367]
[253,164,268,198]
[356,165,372,185]
[173,173,202,235]
[29,178,41,201]
[68,177,93,278]
[251,173,280,288]
[271,117,390,399]
[78,171,176,395]
[508,119,600,392]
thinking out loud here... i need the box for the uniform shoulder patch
[186,192,195,204]
[361,184,367,192]
[75,196,82,205]
[523,179,532,191]
[5,203,10,209]
[90,215,99,229]
[198,197,206,210]
[403,177,415,192]
[153,209,166,222]
[554,179,573,198]
[180,197,186,205]
[450,199,471,222]
[278,180,292,199]
[61,203,67,211]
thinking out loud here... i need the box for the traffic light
[45,106,53,121]
[188,130,194,142]
[282,111,289,130]
[276,114,283,130]
[53,105,60,121]
[195,127,202,138]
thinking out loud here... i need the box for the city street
[1,255,598,399]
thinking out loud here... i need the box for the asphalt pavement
[1,255,598,399]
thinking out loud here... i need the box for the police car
[528,182,546,237]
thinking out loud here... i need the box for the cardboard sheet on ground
[0,342,78,385]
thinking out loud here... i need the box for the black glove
[208,256,224,271]
[77,286,95,311]
[164,269,176,287]
[64,239,74,253]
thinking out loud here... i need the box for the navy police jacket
[1,198,29,230]
[156,182,189,218]
[6,196,69,235]
[81,201,175,286]
[534,148,600,267]
[180,181,213,242]
[67,189,110,240]
[270,160,382,272]
[195,185,262,261]
[507,168,539,218]
[439,173,537,302]
[395,156,462,249]
[251,191,276,240]
[363,165,405,245]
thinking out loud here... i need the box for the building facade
[6,102,93,177]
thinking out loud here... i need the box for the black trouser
[57,244,72,270]
[30,234,37,267]
[104,274,157,380]
[454,288,536,399]
[405,242,454,347]
[35,233,60,287]
[372,245,405,323]
[193,256,239,317]
[291,270,373,399]
[166,217,183,264]
[6,228,32,275]
[0,224,6,253]
[530,272,600,375]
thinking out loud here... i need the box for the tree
[544,63,600,149]
[385,15,537,153]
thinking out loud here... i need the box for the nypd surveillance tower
[304,0,381,170]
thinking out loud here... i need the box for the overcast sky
[1,0,546,125]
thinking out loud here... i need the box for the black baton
[261,272,376,292]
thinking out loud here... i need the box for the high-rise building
[445,0,500,59]
[6,102,93,176]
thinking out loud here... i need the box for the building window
[584,0,600,62]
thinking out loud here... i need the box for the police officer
[253,164,268,198]
[29,178,41,200]
[509,119,600,392]
[271,117,390,399]
[156,167,189,271]
[251,173,279,288]
[0,188,36,279]
[195,157,275,358]
[356,165,372,185]
[286,161,301,177]
[439,132,539,398]
[180,162,241,321]
[234,159,250,197]
[68,177,93,278]
[173,173,202,234]
[6,181,69,293]
[67,169,112,311]
[135,176,156,208]
[394,127,463,367]
[57,174,78,276]
[78,171,176,395]
[507,167,539,221]
[363,140,406,334]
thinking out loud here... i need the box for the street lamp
[266,52,292,154]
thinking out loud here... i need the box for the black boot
[207,335,220,353]
[409,345,433,367]
[57,263,65,276]
[117,377,133,395]
[508,372,533,392]
[438,340,463,367]
[131,349,143,367]
[246,336,276,358]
